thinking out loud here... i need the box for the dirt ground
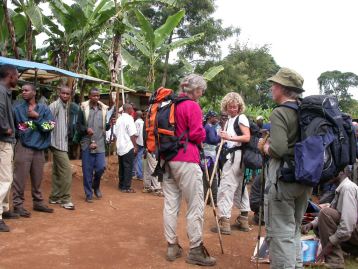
[1,156,269,269]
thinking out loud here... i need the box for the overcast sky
[213,0,358,97]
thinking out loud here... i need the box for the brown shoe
[166,242,183,261]
[186,243,216,266]
[232,215,250,232]
[210,217,231,235]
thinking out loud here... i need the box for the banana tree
[11,0,44,60]
[126,9,203,91]
[43,0,115,97]
[108,0,179,105]
[1,0,19,58]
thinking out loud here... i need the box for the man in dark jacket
[13,84,55,217]
[0,65,19,232]
[76,88,110,202]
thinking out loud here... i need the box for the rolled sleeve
[330,188,358,245]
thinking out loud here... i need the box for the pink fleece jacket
[170,96,206,163]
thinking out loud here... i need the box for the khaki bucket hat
[268,67,304,93]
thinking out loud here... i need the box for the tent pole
[34,68,38,86]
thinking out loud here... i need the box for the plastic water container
[301,240,318,264]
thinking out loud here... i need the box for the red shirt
[170,96,206,163]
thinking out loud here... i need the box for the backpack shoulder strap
[278,101,299,111]
[234,115,247,136]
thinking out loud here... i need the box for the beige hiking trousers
[0,141,13,218]
[143,152,161,190]
[217,150,250,218]
[162,161,204,248]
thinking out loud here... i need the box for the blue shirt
[204,123,220,145]
[14,101,54,150]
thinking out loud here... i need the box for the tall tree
[318,70,358,112]
[201,44,279,109]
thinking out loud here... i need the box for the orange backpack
[145,87,190,178]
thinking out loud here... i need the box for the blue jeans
[82,148,106,199]
[134,146,144,179]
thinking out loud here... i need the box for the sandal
[121,189,136,193]
[153,189,164,197]
[142,187,153,193]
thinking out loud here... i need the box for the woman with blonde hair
[211,92,251,235]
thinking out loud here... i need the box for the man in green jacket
[260,68,312,268]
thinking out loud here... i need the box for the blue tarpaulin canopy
[0,56,82,78]
[0,56,135,93]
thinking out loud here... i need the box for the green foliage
[139,0,239,59]
[128,9,203,90]
[203,65,224,81]
[195,44,278,112]
[244,105,272,122]
[318,70,358,113]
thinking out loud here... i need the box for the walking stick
[202,151,224,254]
[256,133,269,268]
[204,121,228,206]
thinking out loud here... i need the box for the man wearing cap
[203,111,221,205]
[259,67,312,268]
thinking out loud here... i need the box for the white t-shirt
[115,113,137,156]
[226,114,249,148]
[135,118,144,146]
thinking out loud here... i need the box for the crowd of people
[1,64,357,268]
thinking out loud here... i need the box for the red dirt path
[0,156,269,269]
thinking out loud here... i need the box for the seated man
[302,168,358,268]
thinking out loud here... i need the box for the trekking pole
[256,133,269,268]
[204,121,228,206]
[202,151,224,254]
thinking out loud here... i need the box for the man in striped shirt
[48,86,75,210]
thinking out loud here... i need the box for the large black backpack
[281,95,356,186]
[234,117,263,169]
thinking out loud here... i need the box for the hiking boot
[14,207,31,218]
[0,220,10,232]
[186,243,216,266]
[232,215,250,232]
[210,217,231,235]
[166,242,183,261]
[2,210,19,219]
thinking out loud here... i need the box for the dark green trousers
[50,148,72,203]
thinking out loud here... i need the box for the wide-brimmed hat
[268,67,304,93]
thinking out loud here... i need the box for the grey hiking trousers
[264,159,312,269]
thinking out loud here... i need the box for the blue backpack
[280,95,356,186]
